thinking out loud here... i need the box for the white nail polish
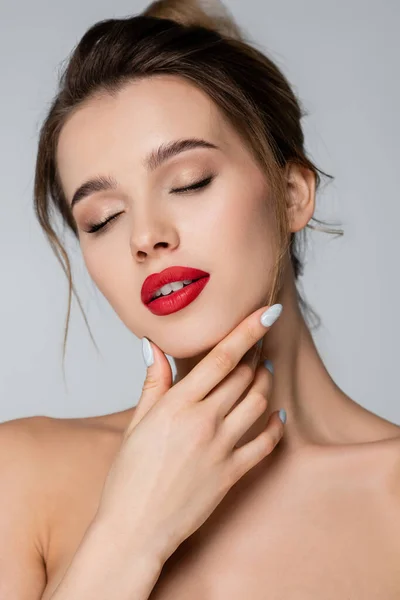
[264,359,274,374]
[260,304,283,327]
[142,337,154,367]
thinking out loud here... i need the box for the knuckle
[166,400,192,428]
[237,361,254,382]
[192,409,217,445]
[244,320,260,346]
[224,461,242,488]
[214,347,235,373]
[249,391,268,412]
[259,431,276,454]
[142,372,159,392]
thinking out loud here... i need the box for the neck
[173,272,395,461]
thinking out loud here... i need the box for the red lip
[141,266,210,306]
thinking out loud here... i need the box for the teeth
[153,279,194,299]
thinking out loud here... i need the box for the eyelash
[85,175,214,235]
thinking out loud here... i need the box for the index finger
[173,304,283,403]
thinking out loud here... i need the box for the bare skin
[4,74,399,598]
[32,404,400,600]
[35,272,400,598]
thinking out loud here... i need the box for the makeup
[141,265,210,316]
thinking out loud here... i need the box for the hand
[95,304,284,564]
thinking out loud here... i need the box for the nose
[129,212,179,262]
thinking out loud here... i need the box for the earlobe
[285,163,316,233]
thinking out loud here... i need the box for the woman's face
[56,75,278,358]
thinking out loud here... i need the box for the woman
[1,0,400,598]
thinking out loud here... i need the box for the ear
[284,162,316,233]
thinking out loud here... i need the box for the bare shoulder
[0,412,124,479]
[381,431,400,499]
[369,432,400,565]
[0,415,125,567]
[0,416,57,598]
[0,414,58,501]
[10,412,127,510]
[0,414,114,519]
[359,429,400,528]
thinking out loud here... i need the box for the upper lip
[141,266,210,305]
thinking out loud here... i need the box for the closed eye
[85,175,214,235]
[170,175,214,194]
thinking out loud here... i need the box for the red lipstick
[141,266,210,316]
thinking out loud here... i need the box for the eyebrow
[69,137,219,209]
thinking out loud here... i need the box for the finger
[227,410,285,484]
[172,304,282,404]
[219,362,272,448]
[202,342,263,420]
[123,338,173,439]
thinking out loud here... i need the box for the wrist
[90,511,172,567]
[50,517,165,600]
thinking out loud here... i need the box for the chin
[138,310,242,361]
[133,287,268,359]
[155,337,215,362]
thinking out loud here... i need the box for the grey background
[0,0,398,424]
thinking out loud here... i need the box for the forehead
[56,75,234,191]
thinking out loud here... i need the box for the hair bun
[142,0,243,41]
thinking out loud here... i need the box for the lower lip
[145,276,210,316]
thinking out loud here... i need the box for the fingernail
[142,337,154,367]
[260,304,283,327]
[278,409,287,424]
[263,359,274,374]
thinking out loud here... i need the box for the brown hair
[33,0,343,374]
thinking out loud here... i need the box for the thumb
[125,337,173,436]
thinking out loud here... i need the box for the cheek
[214,179,277,300]
[81,242,134,309]
[209,176,274,263]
